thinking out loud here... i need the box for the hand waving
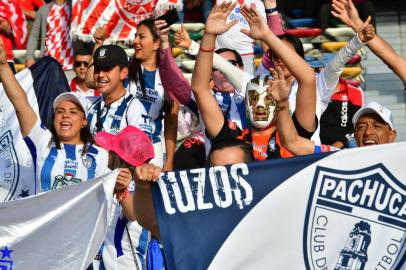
[267,66,291,104]
[174,24,192,49]
[93,26,107,45]
[331,0,363,31]
[357,16,375,43]
[205,1,238,35]
[240,5,271,40]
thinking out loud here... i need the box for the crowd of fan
[1,0,405,269]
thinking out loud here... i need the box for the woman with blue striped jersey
[0,39,130,193]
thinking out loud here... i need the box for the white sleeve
[186,40,246,92]
[125,98,143,127]
[321,34,366,100]
[24,119,53,152]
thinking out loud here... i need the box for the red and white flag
[71,0,183,43]
[0,0,28,49]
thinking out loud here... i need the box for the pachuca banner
[152,142,406,270]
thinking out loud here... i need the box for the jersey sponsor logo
[304,164,406,270]
[0,245,13,270]
[52,173,82,190]
[158,164,253,214]
[135,87,158,103]
[0,131,19,202]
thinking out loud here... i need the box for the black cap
[92,45,129,69]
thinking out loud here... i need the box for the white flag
[0,170,118,270]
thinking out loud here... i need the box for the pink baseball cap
[95,125,154,166]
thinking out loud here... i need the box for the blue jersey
[24,121,109,193]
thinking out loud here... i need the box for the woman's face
[133,24,160,62]
[212,51,242,93]
[53,100,87,144]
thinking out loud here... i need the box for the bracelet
[275,104,288,112]
[265,7,278,14]
[199,47,215,53]
[116,188,129,203]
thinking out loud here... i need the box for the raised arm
[155,20,191,105]
[240,5,317,132]
[174,24,246,93]
[191,2,237,138]
[85,26,106,89]
[321,17,375,102]
[25,6,43,67]
[268,66,316,155]
[332,0,406,82]
[163,97,179,172]
[133,163,162,239]
[0,39,37,136]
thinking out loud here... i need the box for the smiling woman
[0,39,112,193]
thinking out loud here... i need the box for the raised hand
[357,16,375,43]
[174,24,192,49]
[262,0,277,9]
[135,163,162,182]
[331,0,363,31]
[240,4,271,40]
[267,66,291,104]
[205,1,238,35]
[93,26,107,45]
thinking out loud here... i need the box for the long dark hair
[49,105,94,157]
[128,18,160,96]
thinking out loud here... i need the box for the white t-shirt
[215,0,266,55]
[24,120,109,193]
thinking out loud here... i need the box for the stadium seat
[288,18,318,28]
[321,41,348,52]
[341,67,363,78]
[286,28,322,38]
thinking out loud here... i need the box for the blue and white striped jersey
[127,69,165,144]
[87,90,142,137]
[92,182,151,270]
[23,120,110,193]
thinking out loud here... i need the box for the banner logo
[115,0,159,28]
[0,131,19,202]
[304,164,406,270]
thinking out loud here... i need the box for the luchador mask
[245,76,276,129]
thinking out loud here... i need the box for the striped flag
[0,57,70,201]
[0,0,28,49]
[71,0,183,43]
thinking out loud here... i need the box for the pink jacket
[159,47,192,105]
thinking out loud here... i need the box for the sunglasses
[213,59,239,71]
[74,61,89,68]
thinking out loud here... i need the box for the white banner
[0,170,118,270]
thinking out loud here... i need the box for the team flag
[0,170,118,270]
[0,57,70,201]
[71,0,183,43]
[152,142,406,269]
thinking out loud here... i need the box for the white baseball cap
[53,92,88,116]
[352,101,394,130]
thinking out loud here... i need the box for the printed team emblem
[0,131,19,202]
[82,157,93,168]
[303,164,406,270]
